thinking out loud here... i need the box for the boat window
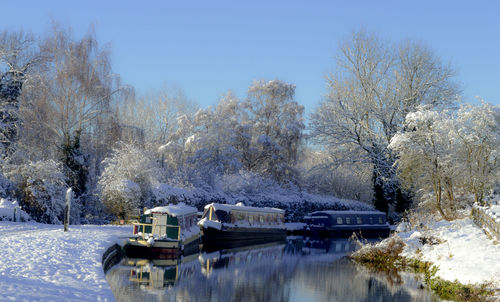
[369,217,374,224]
[215,210,230,223]
[345,217,351,224]
[378,217,384,224]
[336,217,343,224]
[259,215,264,223]
[249,215,253,223]
[356,217,362,224]
[238,213,245,221]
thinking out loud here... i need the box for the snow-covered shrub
[152,183,195,206]
[0,198,30,221]
[217,171,279,196]
[98,143,160,219]
[0,170,13,198]
[100,179,141,220]
[6,160,68,224]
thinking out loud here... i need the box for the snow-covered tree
[5,159,69,224]
[243,80,305,184]
[389,106,456,219]
[159,92,245,187]
[0,30,40,156]
[310,31,458,213]
[98,143,161,219]
[451,102,499,205]
[30,26,124,200]
[117,87,197,151]
[389,102,499,218]
[299,148,373,202]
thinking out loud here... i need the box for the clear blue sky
[2,0,499,111]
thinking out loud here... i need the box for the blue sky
[2,0,499,111]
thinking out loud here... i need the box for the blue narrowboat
[304,210,390,238]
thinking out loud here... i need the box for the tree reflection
[106,238,438,302]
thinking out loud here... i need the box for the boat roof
[145,202,197,217]
[205,202,284,215]
[310,210,385,216]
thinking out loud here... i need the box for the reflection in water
[106,237,439,302]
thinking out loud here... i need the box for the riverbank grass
[349,236,494,302]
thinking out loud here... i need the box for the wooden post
[13,207,17,222]
[64,188,73,232]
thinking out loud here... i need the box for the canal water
[106,237,439,302]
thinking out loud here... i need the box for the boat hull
[200,226,286,250]
[125,234,200,259]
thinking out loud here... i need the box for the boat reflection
[126,253,200,290]
[106,237,439,302]
[199,241,286,277]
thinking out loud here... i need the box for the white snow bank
[398,217,500,287]
[0,221,129,301]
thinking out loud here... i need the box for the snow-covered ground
[397,217,500,288]
[0,221,129,301]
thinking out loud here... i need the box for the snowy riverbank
[0,221,129,301]
[397,217,500,288]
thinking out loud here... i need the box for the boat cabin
[304,210,390,238]
[200,202,285,228]
[133,203,198,241]
[199,203,287,250]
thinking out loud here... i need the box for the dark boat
[304,210,390,238]
[198,203,287,250]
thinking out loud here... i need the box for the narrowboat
[304,210,390,238]
[126,252,200,289]
[126,203,200,258]
[198,203,287,250]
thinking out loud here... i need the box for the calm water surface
[106,237,439,302]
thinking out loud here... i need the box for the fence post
[64,188,73,232]
[13,207,17,222]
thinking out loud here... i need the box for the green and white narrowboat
[126,203,200,258]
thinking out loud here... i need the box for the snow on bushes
[5,160,69,224]
[147,172,373,221]
[98,143,162,219]
[0,198,30,221]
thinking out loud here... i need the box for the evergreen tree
[61,129,88,199]
[372,170,388,213]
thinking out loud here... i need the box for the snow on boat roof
[204,203,284,215]
[145,202,197,217]
[311,210,385,216]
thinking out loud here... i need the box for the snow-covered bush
[0,198,30,221]
[0,170,13,198]
[152,183,195,206]
[5,160,68,224]
[98,143,161,219]
[100,179,141,220]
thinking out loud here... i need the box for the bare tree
[243,80,305,184]
[117,86,198,151]
[0,30,41,156]
[310,31,459,213]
